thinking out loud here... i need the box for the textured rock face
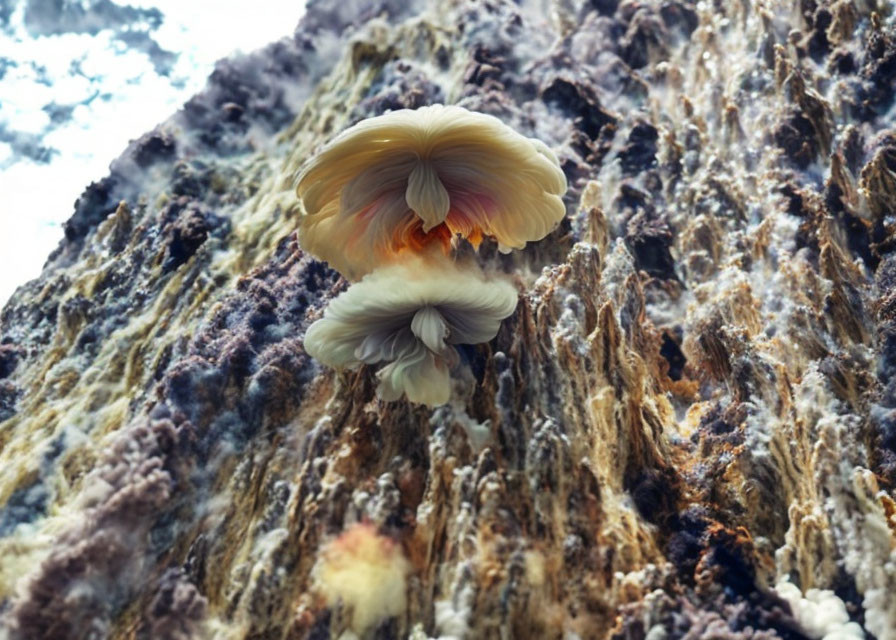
[1,0,895,638]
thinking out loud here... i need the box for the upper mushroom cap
[296,104,568,280]
[302,255,518,406]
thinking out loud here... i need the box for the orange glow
[399,221,454,253]
[296,105,567,280]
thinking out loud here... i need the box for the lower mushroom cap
[303,256,518,406]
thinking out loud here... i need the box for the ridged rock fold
[1,0,895,638]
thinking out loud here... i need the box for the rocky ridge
[1,0,895,638]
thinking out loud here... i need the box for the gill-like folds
[302,256,518,406]
[295,104,568,280]
[406,162,450,232]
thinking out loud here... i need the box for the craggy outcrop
[1,0,895,638]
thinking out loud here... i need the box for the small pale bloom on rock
[303,255,518,406]
[296,104,567,279]
[314,523,410,634]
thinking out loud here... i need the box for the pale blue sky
[0,0,306,306]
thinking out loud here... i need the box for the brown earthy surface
[1,0,895,638]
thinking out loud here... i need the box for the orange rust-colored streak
[384,217,488,259]
[466,227,484,248]
[409,223,454,251]
[390,222,455,256]
[880,492,896,539]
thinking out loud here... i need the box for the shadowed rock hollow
[1,0,895,638]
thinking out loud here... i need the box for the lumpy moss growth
[1,0,896,638]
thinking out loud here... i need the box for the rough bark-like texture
[1,0,895,638]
